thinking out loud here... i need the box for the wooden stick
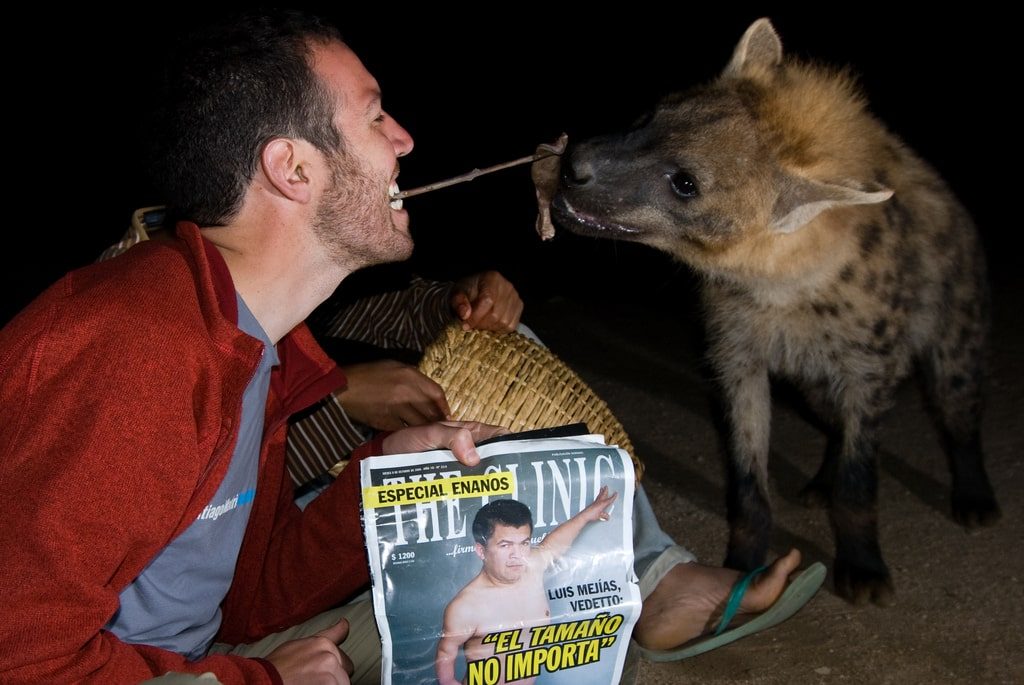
[394,149,559,200]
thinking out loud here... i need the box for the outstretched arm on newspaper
[535,486,618,566]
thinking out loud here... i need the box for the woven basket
[418,324,644,481]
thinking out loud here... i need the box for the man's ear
[260,138,313,203]
[474,542,485,561]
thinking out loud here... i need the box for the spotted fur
[554,18,999,605]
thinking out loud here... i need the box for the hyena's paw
[834,558,894,607]
[798,480,831,509]
[952,492,1001,528]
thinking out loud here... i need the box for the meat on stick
[390,133,567,241]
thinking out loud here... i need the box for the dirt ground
[523,262,1023,685]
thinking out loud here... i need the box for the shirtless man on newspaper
[435,488,617,685]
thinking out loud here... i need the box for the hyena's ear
[770,174,893,234]
[723,18,783,80]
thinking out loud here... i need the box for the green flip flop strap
[714,565,767,636]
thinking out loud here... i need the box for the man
[0,9,815,685]
[436,491,616,685]
[1,11,502,684]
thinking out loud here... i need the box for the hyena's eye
[669,171,699,200]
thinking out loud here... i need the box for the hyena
[552,18,1000,604]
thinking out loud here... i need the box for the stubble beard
[313,149,413,269]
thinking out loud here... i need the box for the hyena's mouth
[551,194,641,239]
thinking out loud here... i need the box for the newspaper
[360,430,641,685]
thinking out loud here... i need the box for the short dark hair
[472,499,534,545]
[151,9,343,226]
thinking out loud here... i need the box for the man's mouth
[388,182,403,210]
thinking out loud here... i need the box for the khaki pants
[143,598,381,684]
[142,543,693,684]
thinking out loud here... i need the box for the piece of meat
[531,132,568,241]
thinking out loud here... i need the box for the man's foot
[633,549,802,651]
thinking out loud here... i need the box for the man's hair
[472,499,534,545]
[151,9,343,226]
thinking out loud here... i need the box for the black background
[3,6,1012,325]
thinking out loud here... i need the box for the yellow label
[363,473,515,508]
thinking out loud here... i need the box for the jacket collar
[173,221,347,416]
[174,221,241,331]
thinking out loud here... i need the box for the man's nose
[387,114,414,158]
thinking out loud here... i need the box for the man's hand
[265,618,354,685]
[535,486,619,562]
[338,360,451,431]
[451,271,523,333]
[579,485,618,524]
[382,421,508,466]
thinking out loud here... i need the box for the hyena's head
[553,18,893,273]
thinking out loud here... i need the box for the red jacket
[0,224,383,684]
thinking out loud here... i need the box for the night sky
[4,7,1012,324]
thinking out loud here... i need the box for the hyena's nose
[560,146,594,188]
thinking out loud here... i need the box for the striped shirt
[289,277,455,484]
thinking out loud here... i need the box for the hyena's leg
[921,316,1000,527]
[831,383,895,606]
[800,434,841,509]
[721,363,774,572]
[796,380,842,509]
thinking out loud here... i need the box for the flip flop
[637,561,827,661]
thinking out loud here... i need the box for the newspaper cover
[360,431,641,685]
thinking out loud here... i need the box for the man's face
[476,524,532,584]
[310,41,415,268]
